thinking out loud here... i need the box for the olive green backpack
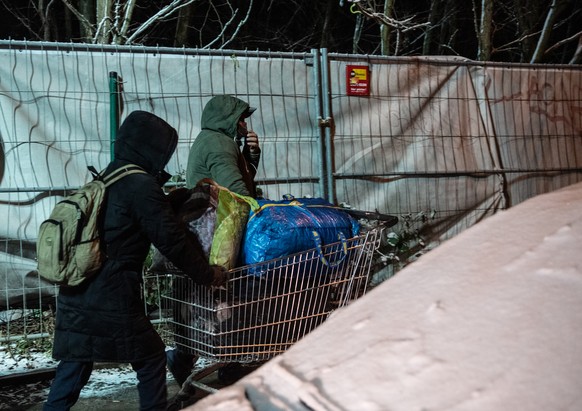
[36,164,146,286]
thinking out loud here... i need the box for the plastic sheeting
[1,42,581,307]
[241,197,360,266]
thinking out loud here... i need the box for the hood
[114,111,178,176]
[200,95,251,138]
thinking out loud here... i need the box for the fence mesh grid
[1,41,581,347]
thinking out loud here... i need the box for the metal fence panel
[1,41,581,344]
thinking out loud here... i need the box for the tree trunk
[64,2,74,40]
[438,0,456,55]
[95,0,111,43]
[477,0,493,61]
[79,0,96,41]
[513,0,530,61]
[320,0,335,49]
[530,0,566,63]
[174,4,195,47]
[381,0,395,56]
[38,0,49,40]
[422,0,441,55]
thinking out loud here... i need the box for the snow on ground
[184,181,582,411]
[0,347,211,400]
[0,344,220,408]
[0,349,140,398]
[1,349,58,375]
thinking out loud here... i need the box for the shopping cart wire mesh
[148,227,381,365]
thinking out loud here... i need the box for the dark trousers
[165,348,197,387]
[43,352,167,411]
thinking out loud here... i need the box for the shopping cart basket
[148,226,383,403]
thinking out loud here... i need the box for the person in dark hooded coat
[43,111,227,411]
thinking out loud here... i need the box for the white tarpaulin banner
[1,43,581,306]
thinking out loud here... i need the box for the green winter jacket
[186,95,260,197]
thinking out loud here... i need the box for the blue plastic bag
[241,197,360,267]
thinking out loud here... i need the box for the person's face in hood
[200,95,251,138]
[114,111,178,182]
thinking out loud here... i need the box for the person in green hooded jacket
[166,95,262,392]
[185,94,261,196]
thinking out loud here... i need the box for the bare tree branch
[0,0,43,40]
[569,35,582,64]
[218,0,254,50]
[441,28,460,56]
[349,0,429,56]
[492,30,541,55]
[202,4,238,49]
[94,17,110,43]
[544,29,582,54]
[353,1,429,32]
[125,0,200,44]
[352,12,364,53]
[117,0,137,43]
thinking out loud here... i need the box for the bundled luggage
[241,197,360,267]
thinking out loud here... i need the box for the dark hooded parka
[52,111,213,363]
[185,95,260,196]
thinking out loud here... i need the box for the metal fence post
[312,48,328,201]
[320,48,336,204]
[109,71,120,160]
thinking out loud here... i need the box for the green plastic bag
[199,179,259,270]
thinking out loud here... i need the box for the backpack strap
[87,164,147,188]
[103,164,147,188]
[88,165,102,180]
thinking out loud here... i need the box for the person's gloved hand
[210,265,229,287]
[166,187,190,212]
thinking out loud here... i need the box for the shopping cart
[148,225,386,405]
